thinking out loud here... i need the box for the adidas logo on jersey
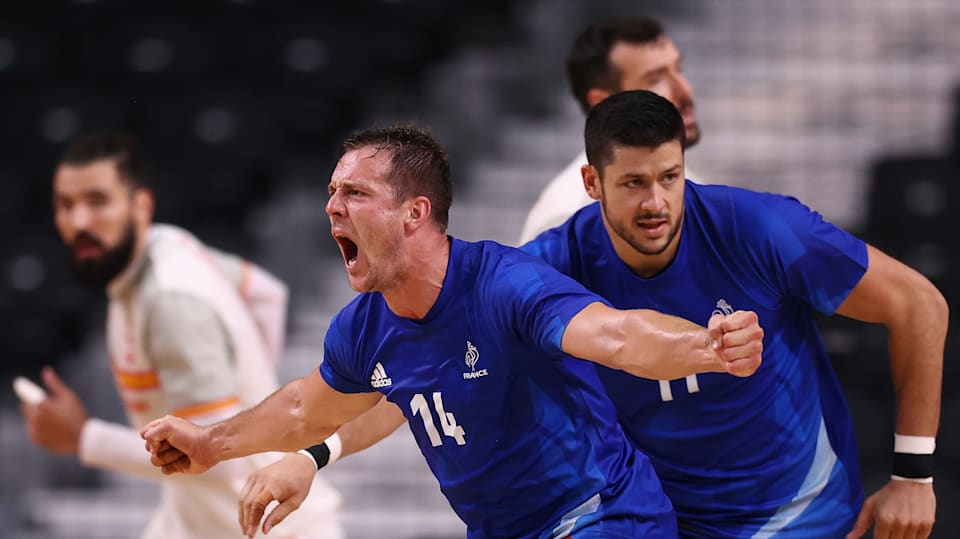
[462,340,488,379]
[370,362,393,388]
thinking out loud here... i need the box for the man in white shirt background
[18,131,343,539]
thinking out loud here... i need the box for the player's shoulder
[324,293,382,361]
[687,182,810,230]
[144,224,223,287]
[522,203,601,261]
[471,238,556,272]
[471,239,586,308]
[330,292,378,332]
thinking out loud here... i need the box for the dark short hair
[341,125,453,231]
[585,89,685,172]
[566,17,665,114]
[58,131,150,189]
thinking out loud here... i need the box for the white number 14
[410,392,467,447]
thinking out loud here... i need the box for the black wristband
[303,443,332,469]
[892,452,935,479]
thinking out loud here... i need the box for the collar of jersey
[381,235,458,327]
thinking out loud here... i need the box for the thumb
[707,314,724,351]
[263,498,299,535]
[42,366,73,398]
[845,498,875,539]
[141,416,173,443]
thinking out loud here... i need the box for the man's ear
[133,188,155,226]
[586,88,613,109]
[406,196,433,231]
[582,165,602,201]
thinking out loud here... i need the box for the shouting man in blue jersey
[520,90,944,538]
[140,125,766,539]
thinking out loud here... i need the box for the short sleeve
[750,194,868,314]
[318,313,372,394]
[143,293,238,410]
[489,250,607,356]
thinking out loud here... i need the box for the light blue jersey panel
[524,182,867,538]
[320,238,676,539]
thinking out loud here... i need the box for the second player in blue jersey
[522,90,945,538]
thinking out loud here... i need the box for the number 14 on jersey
[410,392,467,447]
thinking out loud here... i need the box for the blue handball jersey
[319,238,675,539]
[523,181,869,539]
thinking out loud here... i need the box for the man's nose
[326,192,344,217]
[67,205,93,230]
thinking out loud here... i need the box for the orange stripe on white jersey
[172,396,242,419]
[113,367,160,390]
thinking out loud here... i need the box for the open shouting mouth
[333,232,359,269]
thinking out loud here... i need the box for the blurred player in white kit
[18,131,343,539]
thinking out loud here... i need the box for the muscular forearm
[206,377,336,463]
[612,309,719,379]
[563,303,724,379]
[888,283,947,435]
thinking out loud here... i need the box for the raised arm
[562,303,763,379]
[141,369,381,475]
[840,245,947,539]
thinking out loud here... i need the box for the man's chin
[631,237,672,256]
[346,274,373,293]
[71,267,116,289]
[73,254,101,266]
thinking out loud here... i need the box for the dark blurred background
[0,0,956,537]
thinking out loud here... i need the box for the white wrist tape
[325,432,343,465]
[296,433,343,470]
[894,434,935,454]
[891,475,934,484]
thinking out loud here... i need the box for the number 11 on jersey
[410,392,467,447]
[658,374,700,402]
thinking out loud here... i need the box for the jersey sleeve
[318,312,372,394]
[143,292,240,418]
[489,249,607,356]
[745,194,868,314]
[78,418,166,480]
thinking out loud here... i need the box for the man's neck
[106,226,151,298]
[381,233,451,320]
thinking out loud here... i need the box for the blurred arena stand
[0,0,957,537]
